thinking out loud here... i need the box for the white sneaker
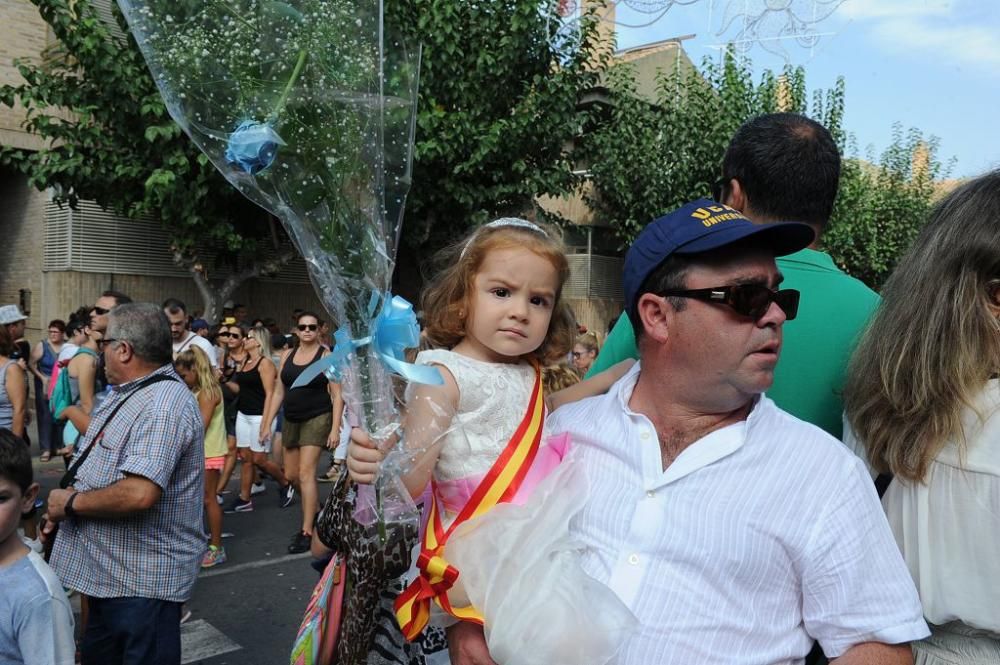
[216,494,224,505]
[250,482,266,496]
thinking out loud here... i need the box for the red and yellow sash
[394,364,545,641]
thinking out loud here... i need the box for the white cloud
[838,0,951,20]
[871,16,1000,69]
[837,0,1000,73]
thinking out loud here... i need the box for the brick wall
[0,170,48,335]
[0,0,49,152]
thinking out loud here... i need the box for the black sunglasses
[92,306,110,315]
[297,324,319,332]
[659,284,800,321]
[216,332,232,338]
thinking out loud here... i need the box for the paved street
[33,454,327,665]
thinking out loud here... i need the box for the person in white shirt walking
[447,200,930,665]
[163,299,219,371]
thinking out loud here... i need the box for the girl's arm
[263,349,291,428]
[546,359,636,412]
[6,365,26,438]
[197,391,220,431]
[327,379,345,449]
[257,358,277,441]
[347,364,459,499]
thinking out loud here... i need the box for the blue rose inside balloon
[225,120,283,175]
[117,0,425,534]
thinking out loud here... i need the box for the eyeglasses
[659,284,800,321]
[48,329,62,334]
[216,332,232,339]
[570,351,583,359]
[99,337,121,349]
[92,306,110,315]
[297,324,319,332]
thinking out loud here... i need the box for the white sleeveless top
[416,349,537,482]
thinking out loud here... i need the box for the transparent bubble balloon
[117,0,422,528]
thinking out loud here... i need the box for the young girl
[215,322,246,498]
[175,347,228,568]
[350,218,634,663]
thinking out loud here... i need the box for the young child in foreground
[350,219,635,665]
[0,429,75,665]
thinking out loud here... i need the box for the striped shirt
[50,365,205,603]
[551,363,928,664]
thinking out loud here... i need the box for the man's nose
[757,300,787,328]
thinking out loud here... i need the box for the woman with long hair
[264,312,344,553]
[844,170,1000,664]
[224,326,290,512]
[175,347,228,568]
[570,330,601,376]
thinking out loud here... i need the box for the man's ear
[20,482,39,516]
[636,293,672,345]
[724,178,747,213]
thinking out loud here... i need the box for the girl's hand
[346,428,383,484]
[258,426,271,444]
[326,427,340,450]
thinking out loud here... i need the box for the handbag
[291,555,348,665]
[308,470,418,665]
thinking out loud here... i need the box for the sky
[598,0,998,178]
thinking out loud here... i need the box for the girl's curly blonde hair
[421,220,575,365]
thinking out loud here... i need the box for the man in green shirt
[588,113,879,438]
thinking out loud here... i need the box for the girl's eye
[530,296,551,307]
[491,288,510,298]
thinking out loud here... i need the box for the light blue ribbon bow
[291,293,443,389]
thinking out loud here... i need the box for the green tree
[1,0,610,314]
[578,50,947,289]
[0,0,295,322]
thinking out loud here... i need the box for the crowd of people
[0,112,997,665]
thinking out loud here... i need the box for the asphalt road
[33,454,329,665]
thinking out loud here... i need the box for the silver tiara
[460,218,548,258]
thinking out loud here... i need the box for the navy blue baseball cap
[623,199,814,321]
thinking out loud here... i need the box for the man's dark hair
[722,113,841,228]
[161,298,187,316]
[0,429,32,493]
[101,290,132,306]
[66,307,91,335]
[107,303,173,366]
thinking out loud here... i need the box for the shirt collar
[777,247,838,270]
[617,361,767,488]
[111,364,177,393]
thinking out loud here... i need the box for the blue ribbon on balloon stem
[290,293,443,389]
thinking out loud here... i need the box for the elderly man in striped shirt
[448,200,929,665]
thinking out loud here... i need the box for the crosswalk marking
[181,619,242,664]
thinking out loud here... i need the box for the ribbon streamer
[291,293,443,389]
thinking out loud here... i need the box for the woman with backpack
[53,317,100,458]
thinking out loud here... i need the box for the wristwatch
[64,491,80,519]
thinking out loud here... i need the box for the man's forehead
[95,296,116,309]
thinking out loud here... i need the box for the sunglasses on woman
[658,284,800,321]
[216,332,232,339]
[297,324,319,332]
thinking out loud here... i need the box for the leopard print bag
[315,471,446,665]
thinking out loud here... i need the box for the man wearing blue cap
[588,113,880,440]
[447,199,927,665]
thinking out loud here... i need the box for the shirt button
[628,554,639,565]
[640,430,651,440]
[646,491,655,498]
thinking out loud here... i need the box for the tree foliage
[1,0,610,315]
[578,51,949,289]
[0,0,292,322]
